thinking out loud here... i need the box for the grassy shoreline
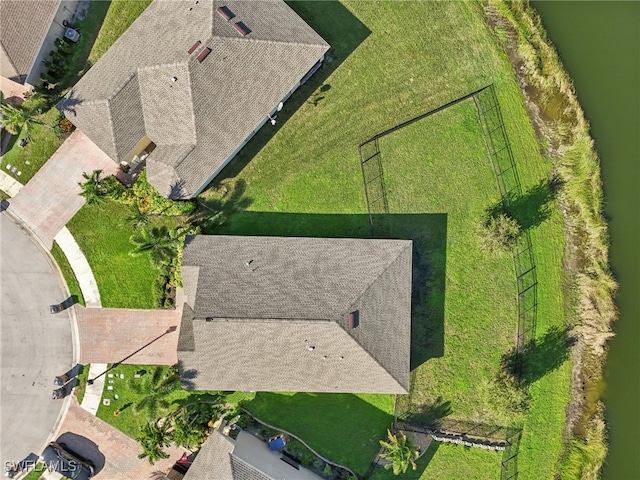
[481,2,617,478]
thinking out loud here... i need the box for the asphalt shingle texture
[0,0,58,80]
[179,235,412,394]
[58,0,329,198]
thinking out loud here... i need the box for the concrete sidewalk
[54,228,102,308]
[0,169,23,197]
[80,364,108,416]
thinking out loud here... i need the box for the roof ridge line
[208,34,328,49]
[193,316,333,323]
[341,241,412,390]
[347,241,412,309]
[335,322,408,393]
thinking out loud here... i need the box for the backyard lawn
[66,1,570,478]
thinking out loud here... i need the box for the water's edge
[481,2,618,477]
[530,2,640,478]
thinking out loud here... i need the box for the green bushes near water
[484,2,617,477]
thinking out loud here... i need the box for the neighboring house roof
[184,429,322,480]
[58,0,329,199]
[0,0,59,81]
[178,235,412,394]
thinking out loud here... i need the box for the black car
[41,442,95,479]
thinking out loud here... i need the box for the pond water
[531,2,640,478]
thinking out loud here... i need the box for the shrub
[480,212,521,253]
[132,171,196,216]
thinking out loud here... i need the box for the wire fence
[359,138,389,236]
[357,84,531,480]
[473,84,538,354]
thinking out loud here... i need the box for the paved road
[0,213,73,468]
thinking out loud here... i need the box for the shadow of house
[55,432,106,474]
[205,1,371,185]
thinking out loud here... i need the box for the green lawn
[93,363,391,476]
[0,108,63,184]
[202,1,569,478]
[243,393,394,475]
[66,1,570,477]
[50,241,85,306]
[95,364,251,438]
[88,0,152,66]
[66,200,170,308]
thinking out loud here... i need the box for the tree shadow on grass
[194,179,253,232]
[499,326,574,386]
[486,177,561,232]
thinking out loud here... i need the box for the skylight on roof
[188,40,201,54]
[233,21,251,37]
[196,47,212,63]
[216,5,235,21]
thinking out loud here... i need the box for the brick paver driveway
[7,130,118,248]
[76,296,183,365]
[53,399,183,479]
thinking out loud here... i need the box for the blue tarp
[268,436,286,450]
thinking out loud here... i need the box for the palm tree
[0,103,42,139]
[137,420,172,465]
[129,226,181,268]
[126,204,150,230]
[78,169,109,205]
[379,429,420,475]
[129,367,181,418]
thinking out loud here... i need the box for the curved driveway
[0,213,73,466]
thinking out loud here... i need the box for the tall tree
[379,429,420,475]
[129,367,181,418]
[137,420,171,465]
[0,103,42,139]
[129,226,181,268]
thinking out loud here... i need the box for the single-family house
[0,0,80,86]
[178,235,413,395]
[57,0,330,199]
[181,428,322,480]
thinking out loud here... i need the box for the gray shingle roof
[185,430,322,480]
[58,0,329,198]
[183,429,234,480]
[179,235,412,394]
[0,0,59,81]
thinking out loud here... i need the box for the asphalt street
[0,213,73,469]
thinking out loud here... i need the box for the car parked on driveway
[41,441,95,479]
